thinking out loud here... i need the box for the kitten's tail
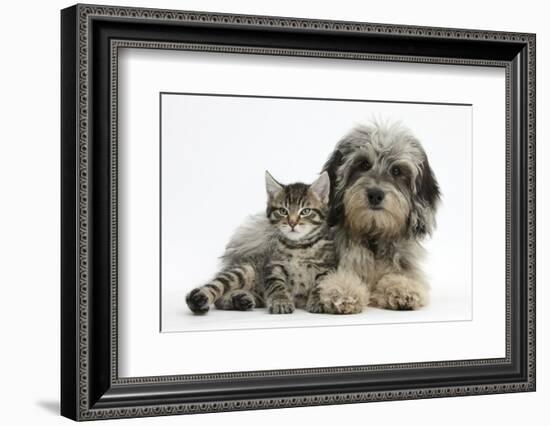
[186,263,258,314]
[186,212,274,314]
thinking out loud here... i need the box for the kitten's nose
[367,188,385,207]
[288,218,298,229]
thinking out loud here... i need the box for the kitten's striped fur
[185,172,337,314]
[185,263,261,314]
[263,172,336,314]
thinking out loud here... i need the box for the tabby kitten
[263,171,336,314]
[185,172,337,315]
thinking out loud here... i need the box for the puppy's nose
[367,188,385,206]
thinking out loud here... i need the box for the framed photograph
[61,4,536,421]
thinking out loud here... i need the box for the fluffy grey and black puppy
[315,121,441,313]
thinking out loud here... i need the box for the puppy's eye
[359,160,371,171]
[391,166,401,177]
[278,208,288,216]
[300,208,311,216]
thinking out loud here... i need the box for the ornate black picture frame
[61,3,536,421]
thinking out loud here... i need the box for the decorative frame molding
[61,3,535,421]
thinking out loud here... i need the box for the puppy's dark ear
[417,158,440,211]
[322,150,344,226]
[322,149,343,184]
[410,155,441,238]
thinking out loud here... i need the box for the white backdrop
[161,93,474,332]
[0,1,547,425]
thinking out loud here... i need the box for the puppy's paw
[389,290,421,310]
[186,288,210,314]
[325,292,363,314]
[316,270,368,315]
[268,298,295,314]
[371,275,428,311]
[231,290,256,311]
[377,287,423,310]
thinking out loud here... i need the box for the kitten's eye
[359,160,371,171]
[278,207,288,216]
[300,208,311,216]
[391,166,401,177]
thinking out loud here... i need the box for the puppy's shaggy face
[324,123,440,241]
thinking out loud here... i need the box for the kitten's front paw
[306,301,326,314]
[268,298,295,314]
[186,288,210,314]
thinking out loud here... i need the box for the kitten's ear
[310,171,330,205]
[265,170,283,199]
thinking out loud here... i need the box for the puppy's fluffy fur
[319,121,440,313]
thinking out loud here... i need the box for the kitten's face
[265,172,330,241]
